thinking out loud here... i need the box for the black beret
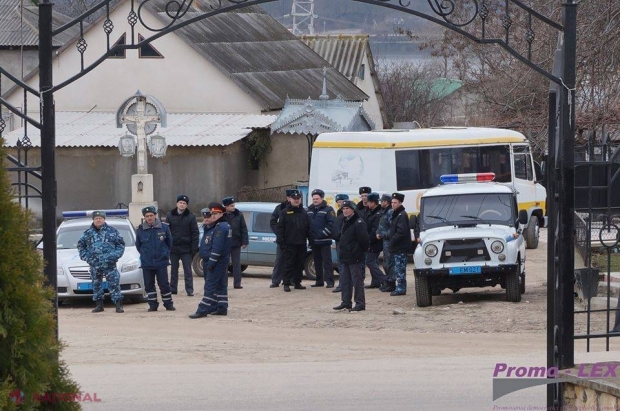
[341,200,355,210]
[142,206,157,216]
[92,210,106,219]
[367,192,380,203]
[380,194,391,203]
[311,189,325,198]
[176,194,189,204]
[289,189,302,199]
[359,186,372,195]
[335,194,349,202]
[222,196,235,206]
[392,192,405,202]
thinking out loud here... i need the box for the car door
[246,210,277,264]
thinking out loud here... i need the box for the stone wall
[561,362,620,410]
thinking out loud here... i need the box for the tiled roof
[2,111,277,147]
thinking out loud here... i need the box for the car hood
[420,225,514,243]
[57,247,140,268]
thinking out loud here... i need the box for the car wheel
[506,262,522,302]
[227,264,249,274]
[415,274,432,307]
[304,254,317,281]
[192,254,203,277]
[524,215,539,249]
[241,265,248,273]
[519,273,526,295]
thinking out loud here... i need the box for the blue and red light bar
[440,173,496,184]
[62,209,129,218]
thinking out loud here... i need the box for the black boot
[115,300,124,313]
[92,300,104,313]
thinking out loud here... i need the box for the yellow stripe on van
[313,137,526,149]
[518,201,546,213]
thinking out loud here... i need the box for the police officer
[333,200,369,311]
[365,192,386,289]
[223,196,249,289]
[356,186,372,221]
[276,189,310,292]
[77,210,126,313]
[389,193,411,296]
[331,193,349,293]
[269,189,294,288]
[190,203,232,319]
[166,194,199,296]
[135,206,175,312]
[377,194,394,292]
[307,188,336,288]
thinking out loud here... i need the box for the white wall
[356,51,383,130]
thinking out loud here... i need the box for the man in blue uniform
[135,206,175,312]
[223,196,249,289]
[389,193,411,296]
[190,202,232,319]
[77,210,126,313]
[307,188,336,288]
[377,194,394,292]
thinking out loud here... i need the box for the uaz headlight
[425,244,438,257]
[491,241,504,254]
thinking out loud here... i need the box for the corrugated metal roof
[143,0,368,110]
[0,0,81,47]
[2,111,277,147]
[300,35,369,82]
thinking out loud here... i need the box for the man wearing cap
[78,210,126,313]
[331,193,349,293]
[276,189,311,292]
[190,202,232,318]
[365,192,386,289]
[223,196,249,289]
[166,195,199,296]
[136,206,175,312]
[269,189,294,288]
[307,188,336,288]
[389,193,412,296]
[377,194,395,292]
[333,200,369,311]
[356,186,372,222]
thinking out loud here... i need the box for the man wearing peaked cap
[388,192,410,296]
[330,194,349,293]
[364,192,386,289]
[307,188,336,288]
[77,209,125,313]
[136,205,176,312]
[190,201,232,318]
[222,196,248,289]
[268,188,294,288]
[166,194,199,297]
[276,188,310,292]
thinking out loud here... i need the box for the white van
[308,127,546,249]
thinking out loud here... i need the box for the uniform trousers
[143,266,174,309]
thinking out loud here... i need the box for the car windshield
[420,193,515,229]
[57,222,135,249]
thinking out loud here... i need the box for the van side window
[395,150,423,191]
[253,212,272,233]
[514,154,533,181]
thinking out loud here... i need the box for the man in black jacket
[269,189,294,288]
[333,201,369,311]
[364,192,385,289]
[389,192,411,296]
[307,188,336,288]
[166,195,199,296]
[276,189,310,292]
[223,196,249,289]
[356,186,372,222]
[331,193,349,293]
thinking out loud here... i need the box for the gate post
[39,0,58,338]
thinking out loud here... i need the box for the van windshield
[420,193,515,229]
[396,145,511,190]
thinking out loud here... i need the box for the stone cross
[120,95,161,174]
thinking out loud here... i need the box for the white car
[413,173,528,307]
[52,211,146,304]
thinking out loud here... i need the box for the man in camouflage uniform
[389,193,411,296]
[77,210,126,313]
[377,194,394,292]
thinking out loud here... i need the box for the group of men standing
[269,186,417,312]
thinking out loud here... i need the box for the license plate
[77,282,108,291]
[449,266,482,275]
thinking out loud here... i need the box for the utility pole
[291,0,316,35]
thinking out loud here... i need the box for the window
[138,34,163,58]
[358,64,365,80]
[252,212,272,233]
[514,154,533,181]
[109,33,126,58]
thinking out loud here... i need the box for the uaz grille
[439,239,490,263]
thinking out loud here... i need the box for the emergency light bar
[62,209,129,218]
[440,173,495,184]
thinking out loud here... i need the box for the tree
[0,140,80,410]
